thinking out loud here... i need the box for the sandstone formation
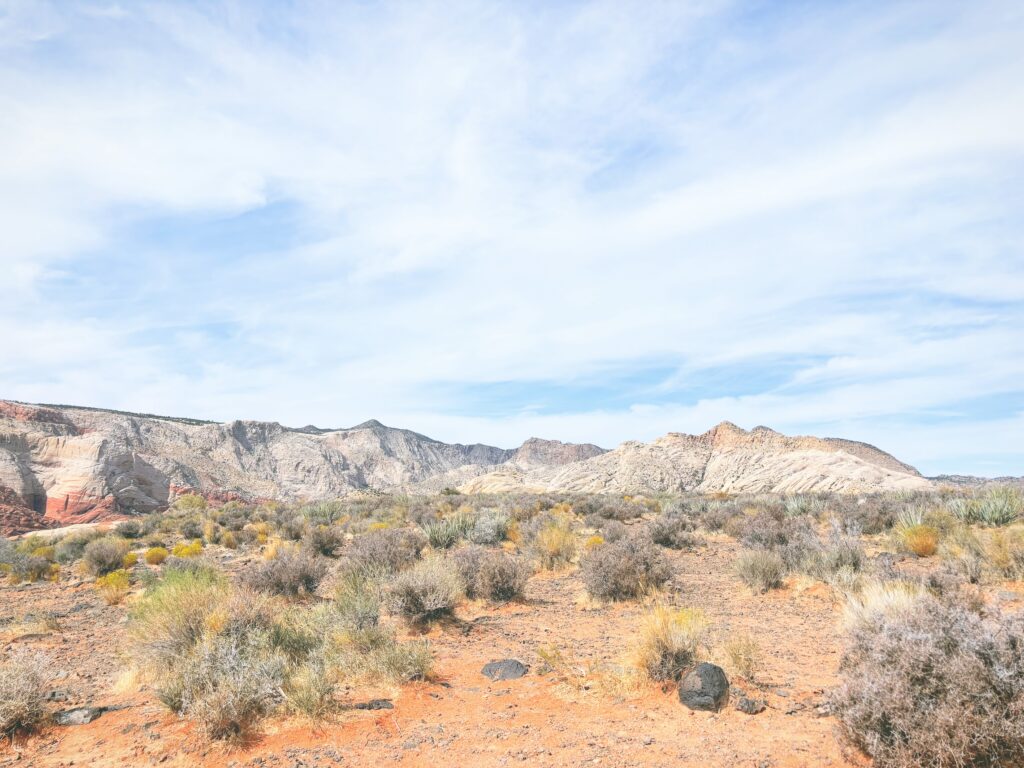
[456,422,932,495]
[0,399,931,532]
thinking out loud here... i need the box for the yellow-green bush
[172,539,203,558]
[145,547,169,565]
[96,569,131,605]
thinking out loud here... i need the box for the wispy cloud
[1,0,1022,475]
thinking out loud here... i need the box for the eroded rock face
[0,400,932,533]
[460,422,932,495]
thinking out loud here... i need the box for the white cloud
[1,0,1023,475]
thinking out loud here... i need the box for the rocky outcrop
[458,422,931,495]
[0,400,932,533]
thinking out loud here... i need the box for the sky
[1,0,1023,477]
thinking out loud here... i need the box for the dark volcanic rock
[481,659,529,681]
[678,663,730,711]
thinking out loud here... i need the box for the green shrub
[423,515,473,549]
[977,487,1022,527]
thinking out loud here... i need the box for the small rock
[54,706,105,725]
[735,697,766,715]
[481,659,529,681]
[678,663,730,712]
[354,699,394,710]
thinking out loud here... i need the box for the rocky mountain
[1,399,931,533]
[456,422,932,495]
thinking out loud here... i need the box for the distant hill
[1,399,931,533]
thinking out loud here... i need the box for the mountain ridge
[1,399,934,534]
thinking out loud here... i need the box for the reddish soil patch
[15,537,1021,767]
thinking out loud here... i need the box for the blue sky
[1,0,1023,476]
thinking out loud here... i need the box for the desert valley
[2,400,1023,768]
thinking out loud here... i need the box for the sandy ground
[8,536,1011,768]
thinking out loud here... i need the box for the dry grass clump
[243,551,328,598]
[580,535,671,601]
[82,536,132,576]
[530,513,578,570]
[832,588,1024,768]
[95,569,131,604]
[0,650,52,737]
[386,556,465,622]
[735,549,786,593]
[723,634,762,682]
[632,602,708,682]
[897,523,939,557]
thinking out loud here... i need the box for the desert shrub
[584,534,605,550]
[451,545,487,594]
[632,603,707,682]
[897,523,939,557]
[166,633,286,741]
[594,518,627,542]
[95,569,131,604]
[244,551,328,598]
[171,539,204,558]
[735,550,786,593]
[0,547,55,583]
[590,498,649,521]
[423,515,473,549]
[54,529,105,563]
[977,487,1023,527]
[783,495,825,517]
[455,545,531,602]
[30,544,55,561]
[0,650,52,736]
[347,527,426,574]
[832,590,1024,768]
[332,569,381,631]
[118,519,143,539]
[334,625,432,682]
[797,520,866,580]
[220,530,238,549]
[842,496,898,535]
[468,510,511,545]
[724,634,762,682]
[531,514,577,570]
[648,513,699,550]
[580,535,671,601]
[302,525,344,557]
[82,536,132,576]
[174,493,208,513]
[280,515,307,542]
[386,556,464,622]
[980,527,1024,579]
[698,501,740,532]
[283,649,335,721]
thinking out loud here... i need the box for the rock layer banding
[0,400,931,532]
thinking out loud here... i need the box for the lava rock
[354,699,394,710]
[735,696,766,715]
[481,659,529,681]
[54,706,105,726]
[678,663,730,711]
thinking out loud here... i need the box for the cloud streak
[1,0,1022,475]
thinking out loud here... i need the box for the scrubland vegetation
[2,485,1023,765]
